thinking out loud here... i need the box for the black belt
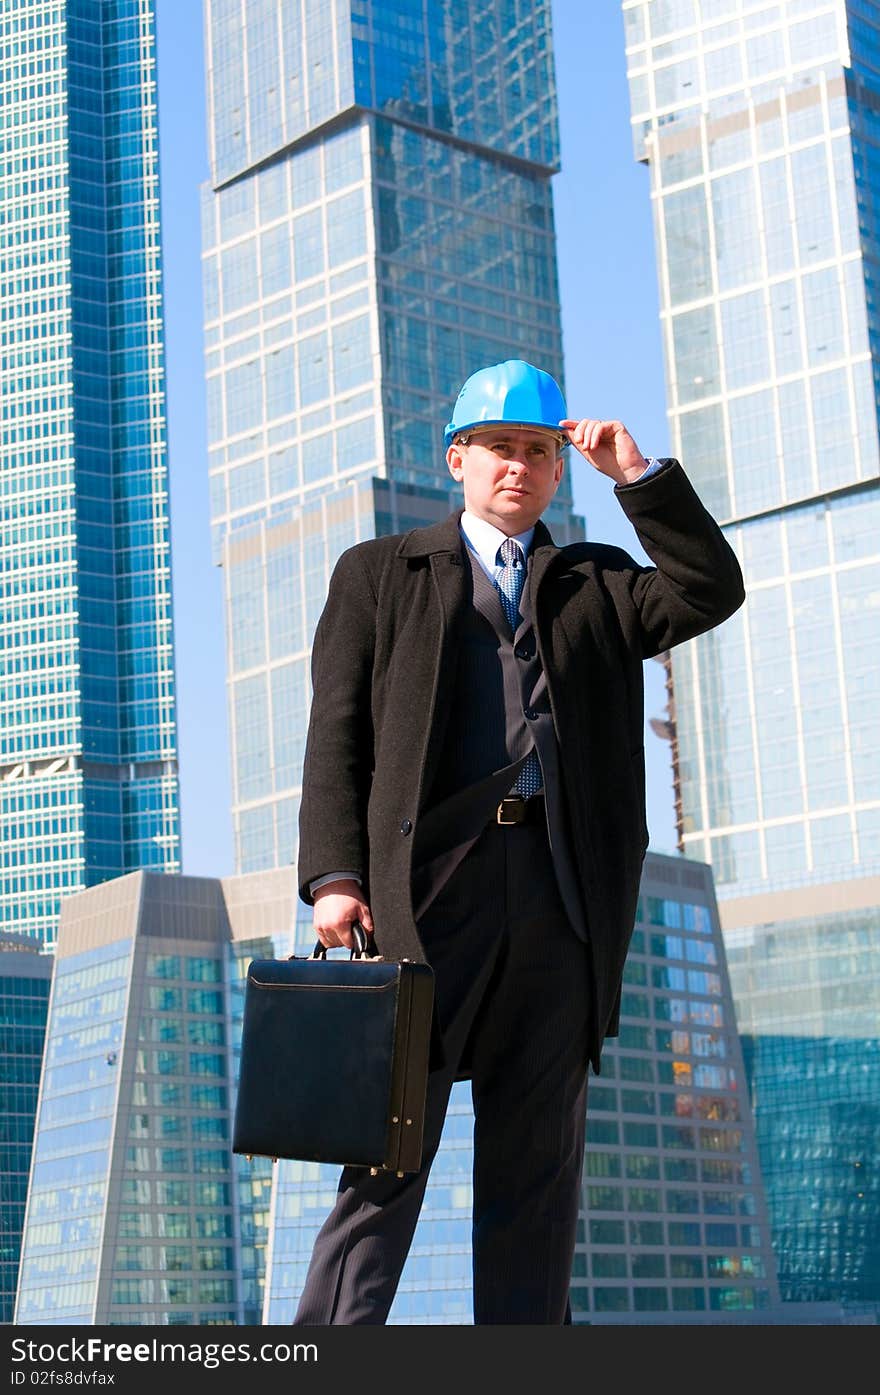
[494,793,546,827]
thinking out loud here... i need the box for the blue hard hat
[444,359,568,448]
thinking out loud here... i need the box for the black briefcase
[232,928,434,1175]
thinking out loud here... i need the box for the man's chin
[498,495,538,516]
[490,508,540,533]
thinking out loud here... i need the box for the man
[294,359,744,1324]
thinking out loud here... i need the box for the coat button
[400,819,412,835]
[524,708,538,721]
[515,643,534,660]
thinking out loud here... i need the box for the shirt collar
[459,510,535,573]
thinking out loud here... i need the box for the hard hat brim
[444,421,569,449]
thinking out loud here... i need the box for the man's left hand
[559,418,649,487]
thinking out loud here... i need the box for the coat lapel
[468,548,512,638]
[397,513,471,811]
[525,518,565,606]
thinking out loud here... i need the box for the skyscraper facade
[15,868,287,1325]
[201,0,584,879]
[622,0,880,1310]
[0,935,51,1323]
[200,0,586,1325]
[0,0,181,953]
[571,853,779,1322]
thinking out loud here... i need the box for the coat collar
[396,509,467,558]
[527,516,567,598]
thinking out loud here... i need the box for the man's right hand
[312,879,375,950]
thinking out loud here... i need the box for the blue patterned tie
[495,539,542,798]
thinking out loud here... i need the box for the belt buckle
[496,796,526,826]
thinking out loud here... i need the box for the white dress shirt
[459,511,535,580]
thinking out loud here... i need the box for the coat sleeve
[297,545,377,905]
[611,458,745,657]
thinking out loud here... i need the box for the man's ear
[553,453,565,488]
[446,442,465,482]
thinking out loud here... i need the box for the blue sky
[155,1,677,878]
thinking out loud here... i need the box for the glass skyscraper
[0,0,181,953]
[0,935,51,1323]
[201,0,584,880]
[623,0,880,1312]
[15,868,289,1325]
[200,0,585,1325]
[572,853,779,1322]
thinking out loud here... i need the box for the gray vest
[428,546,550,801]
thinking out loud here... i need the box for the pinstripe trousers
[292,815,593,1325]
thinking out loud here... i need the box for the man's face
[446,427,565,534]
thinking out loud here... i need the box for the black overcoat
[298,461,745,1069]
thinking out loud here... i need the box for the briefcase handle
[307,921,380,961]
